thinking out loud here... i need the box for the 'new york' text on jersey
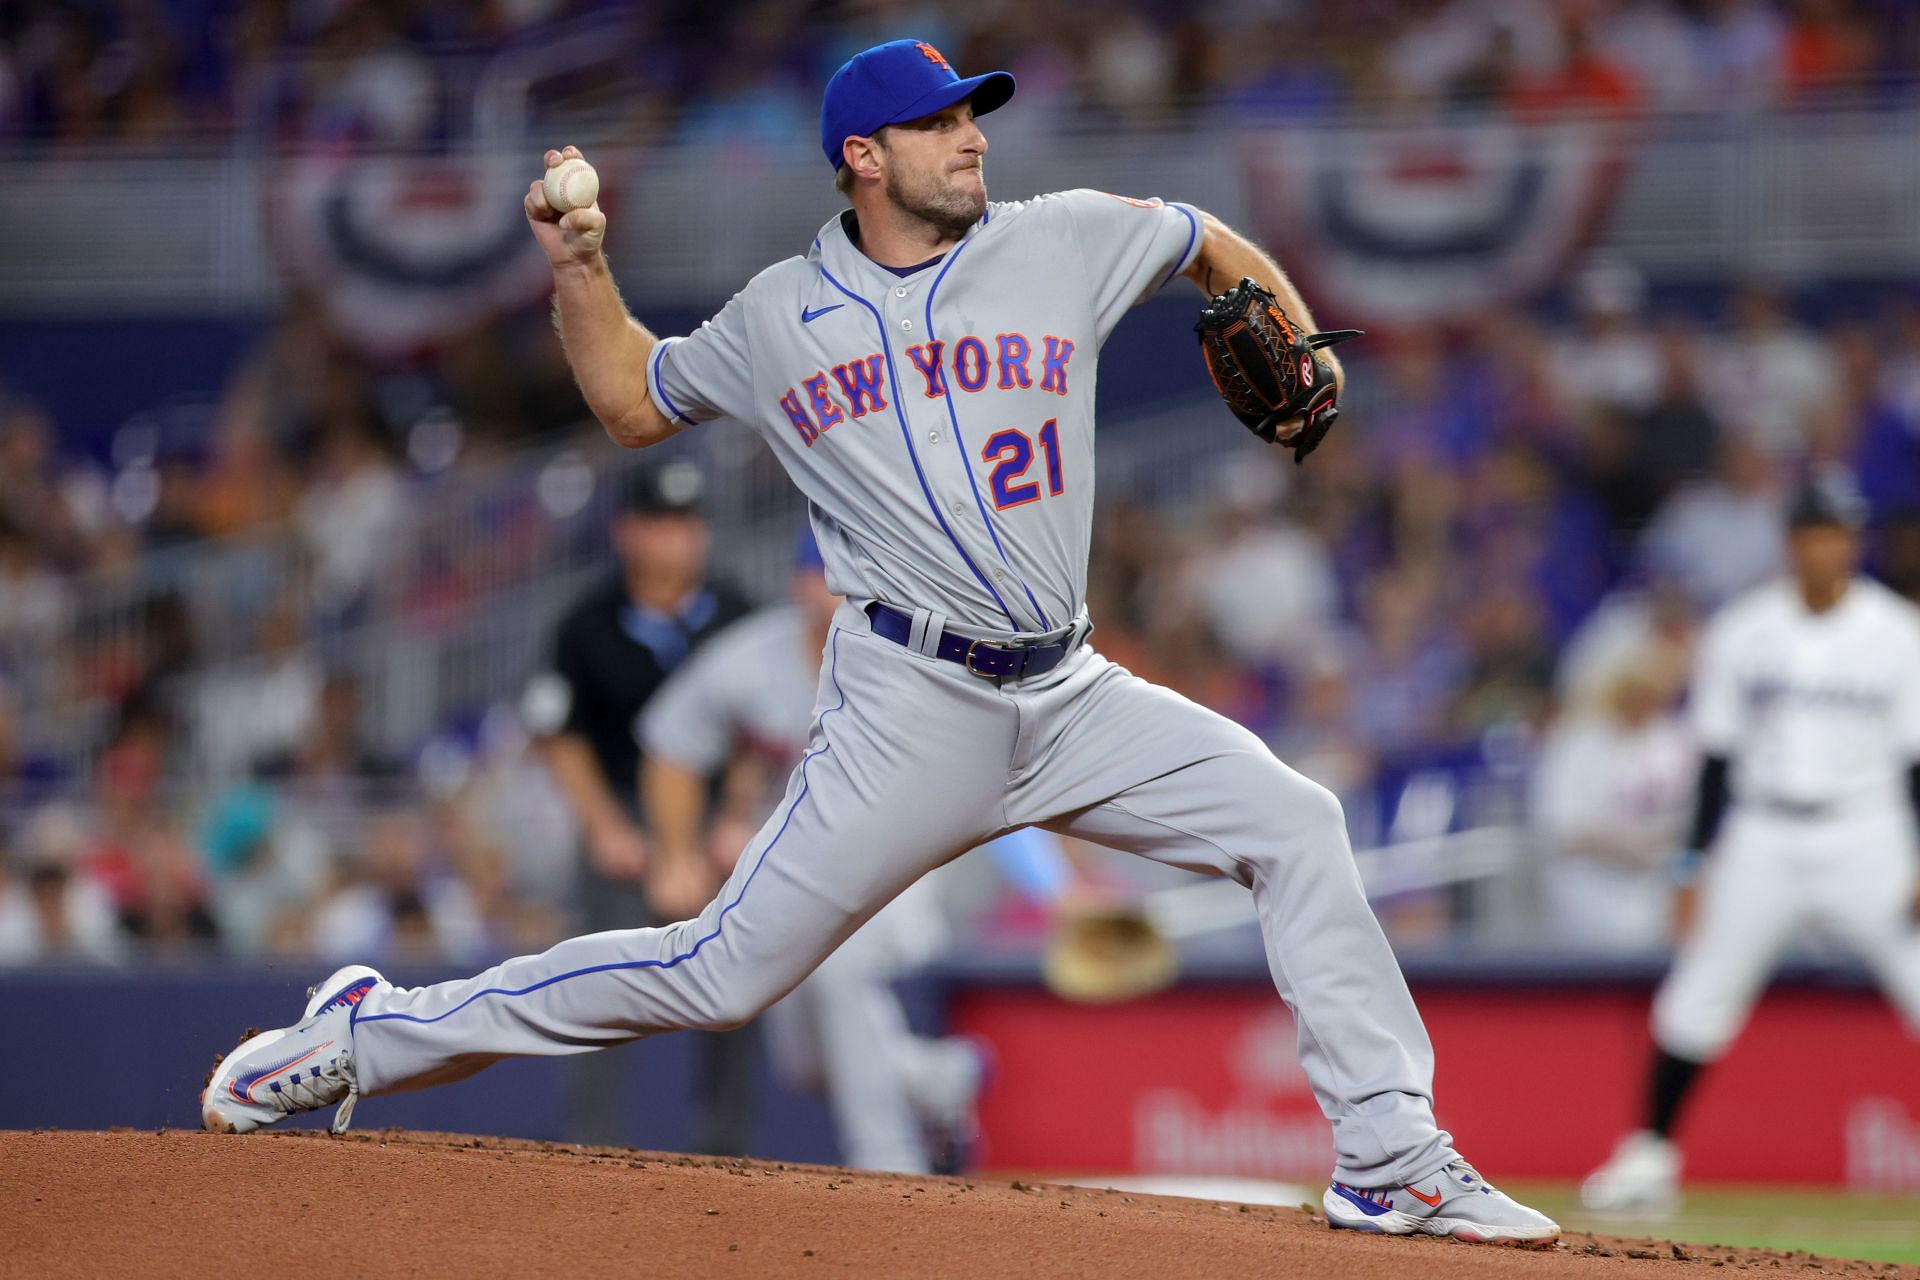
[647,189,1201,635]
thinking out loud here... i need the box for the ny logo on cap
[916,42,951,72]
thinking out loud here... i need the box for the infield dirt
[1,1129,1909,1278]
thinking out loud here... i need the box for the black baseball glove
[1195,277,1362,464]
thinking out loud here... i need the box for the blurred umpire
[521,459,754,1150]
[1583,471,1920,1213]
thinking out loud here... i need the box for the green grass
[1507,1182,1920,1265]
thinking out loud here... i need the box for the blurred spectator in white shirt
[1181,462,1338,669]
[0,806,122,965]
[1596,0,1705,110]
[1384,0,1561,101]
[1639,434,1784,608]
[1530,661,1693,951]
[1555,578,1698,714]
[0,512,72,656]
[1551,258,1663,418]
[447,704,578,912]
[311,807,485,964]
[298,415,406,618]
[1081,10,1180,125]
[190,598,322,779]
[1691,0,1787,111]
[256,669,405,794]
[1700,283,1841,456]
[303,6,439,145]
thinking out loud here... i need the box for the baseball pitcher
[204,39,1556,1243]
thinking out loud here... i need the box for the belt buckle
[963,638,1005,679]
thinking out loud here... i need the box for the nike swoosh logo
[801,304,844,324]
[1404,1183,1442,1207]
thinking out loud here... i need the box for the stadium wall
[5,964,1916,1189]
[954,977,1920,1191]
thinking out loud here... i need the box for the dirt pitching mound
[0,1130,1905,1279]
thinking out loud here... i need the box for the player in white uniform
[1583,473,1920,1212]
[202,39,1555,1242]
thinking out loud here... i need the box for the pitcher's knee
[1229,759,1353,878]
[1246,763,1348,844]
[1294,778,1348,841]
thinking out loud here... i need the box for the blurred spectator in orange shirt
[196,414,301,541]
[1508,10,1641,119]
[1781,0,1877,99]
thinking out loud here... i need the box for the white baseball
[543,157,600,214]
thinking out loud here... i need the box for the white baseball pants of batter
[350,601,1459,1187]
[1653,804,1920,1062]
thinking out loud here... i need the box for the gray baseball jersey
[647,190,1202,634]
[346,190,1462,1189]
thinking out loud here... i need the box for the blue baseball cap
[821,39,1016,171]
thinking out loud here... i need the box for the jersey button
[901,319,913,331]
[928,430,940,443]
[951,501,965,516]
[895,286,909,298]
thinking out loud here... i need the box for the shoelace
[267,1050,361,1135]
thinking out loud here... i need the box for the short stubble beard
[884,162,987,240]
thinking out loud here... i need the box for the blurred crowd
[0,289,586,650]
[5,254,1919,966]
[0,700,578,965]
[3,0,1919,147]
[4,1,1920,968]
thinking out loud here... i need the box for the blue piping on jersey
[1163,203,1201,290]
[648,337,695,426]
[813,257,1021,630]
[923,235,1054,632]
[353,629,853,1033]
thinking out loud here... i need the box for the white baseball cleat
[1323,1159,1560,1243]
[202,965,387,1136]
[1580,1130,1681,1215]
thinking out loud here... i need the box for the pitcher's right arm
[526,146,680,450]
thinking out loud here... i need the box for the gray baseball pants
[351,600,1458,1186]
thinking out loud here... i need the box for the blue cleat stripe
[1330,1184,1393,1217]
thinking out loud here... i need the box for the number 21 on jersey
[981,419,1064,510]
